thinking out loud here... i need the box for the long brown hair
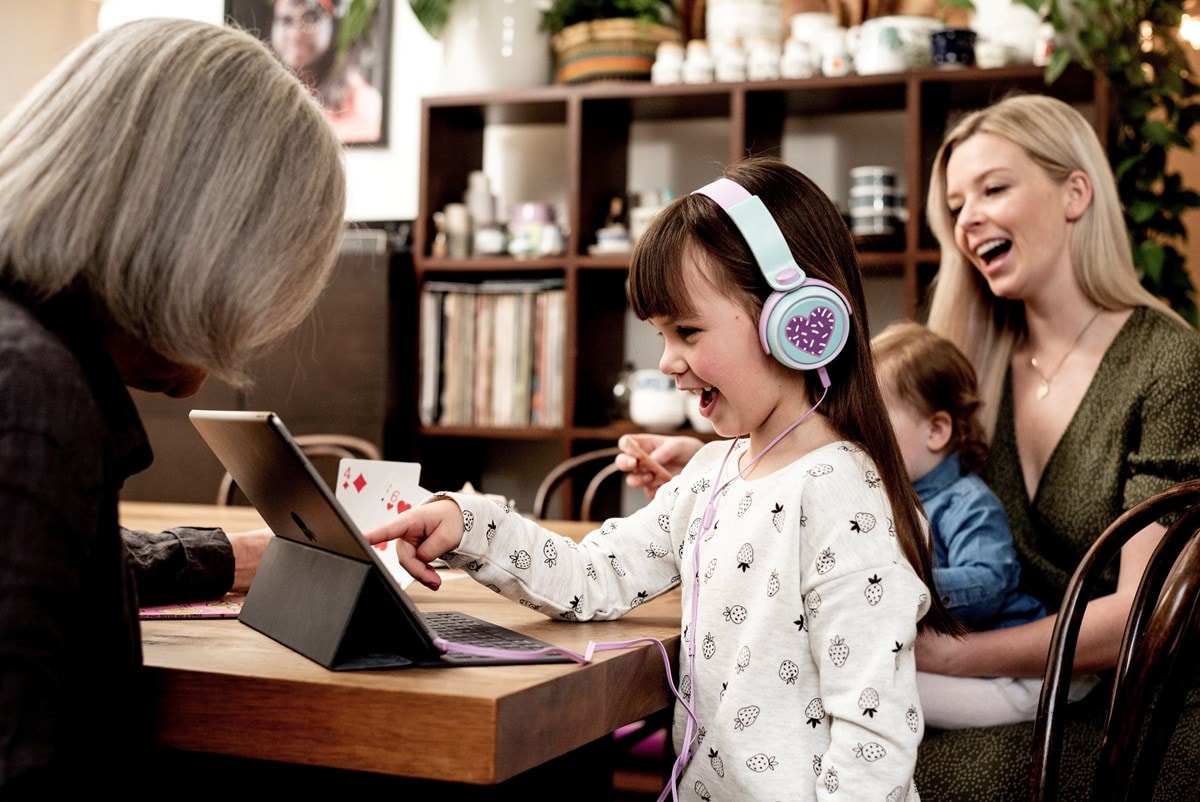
[629,156,960,635]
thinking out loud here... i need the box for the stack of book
[419,278,566,428]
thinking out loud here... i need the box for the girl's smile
[648,252,818,452]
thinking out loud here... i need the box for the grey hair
[0,18,347,385]
[924,93,1173,435]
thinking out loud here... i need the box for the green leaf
[1136,240,1165,282]
[1044,48,1073,85]
[1129,198,1159,225]
[409,0,453,38]
[337,0,380,63]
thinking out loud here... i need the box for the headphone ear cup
[759,284,853,371]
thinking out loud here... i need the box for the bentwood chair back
[1030,478,1200,802]
[216,433,381,506]
[532,447,624,521]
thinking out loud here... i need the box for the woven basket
[552,18,681,84]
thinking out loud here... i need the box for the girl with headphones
[368,156,959,800]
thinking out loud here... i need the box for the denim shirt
[915,453,1046,630]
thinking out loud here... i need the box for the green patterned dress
[916,307,1200,801]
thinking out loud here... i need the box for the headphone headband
[691,174,851,377]
[692,178,805,292]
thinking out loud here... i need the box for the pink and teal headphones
[692,177,852,383]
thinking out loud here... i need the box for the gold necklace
[1029,308,1103,399]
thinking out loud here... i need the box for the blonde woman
[0,18,345,794]
[916,94,1200,800]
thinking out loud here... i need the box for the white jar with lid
[683,40,715,84]
[652,41,685,84]
[714,41,748,82]
[747,38,782,80]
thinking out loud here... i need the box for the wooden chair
[216,433,382,506]
[1030,478,1200,802]
[533,446,676,792]
[531,447,624,521]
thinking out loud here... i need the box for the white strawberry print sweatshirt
[437,440,929,801]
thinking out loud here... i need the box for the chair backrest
[216,433,382,506]
[1030,478,1200,802]
[532,447,623,521]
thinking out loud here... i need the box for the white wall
[0,0,97,113]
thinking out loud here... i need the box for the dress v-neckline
[1013,309,1135,506]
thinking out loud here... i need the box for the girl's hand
[364,498,465,590]
[615,434,703,499]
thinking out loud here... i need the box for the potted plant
[539,0,681,84]
[1041,0,1200,323]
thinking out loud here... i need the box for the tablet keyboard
[423,610,571,664]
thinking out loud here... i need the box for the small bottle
[443,202,470,258]
[430,210,448,258]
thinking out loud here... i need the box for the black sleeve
[121,526,234,606]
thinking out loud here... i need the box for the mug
[855,15,940,71]
[780,39,817,78]
[932,28,977,68]
[820,29,851,77]
[974,39,1013,69]
[848,21,907,75]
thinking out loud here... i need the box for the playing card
[336,458,427,588]
[337,458,420,504]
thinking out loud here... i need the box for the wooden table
[121,502,679,790]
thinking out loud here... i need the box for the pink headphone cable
[435,386,828,801]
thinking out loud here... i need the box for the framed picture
[226,0,391,147]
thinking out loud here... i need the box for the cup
[628,369,687,430]
[746,39,782,81]
[780,39,817,78]
[858,15,940,70]
[848,21,907,75]
[932,28,977,68]
[974,39,1012,69]
[820,29,851,77]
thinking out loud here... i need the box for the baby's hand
[364,497,464,590]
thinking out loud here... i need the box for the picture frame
[226,0,391,147]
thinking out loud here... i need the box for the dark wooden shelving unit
[412,65,1109,516]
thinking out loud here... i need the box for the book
[139,593,245,620]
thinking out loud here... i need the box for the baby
[873,321,1095,728]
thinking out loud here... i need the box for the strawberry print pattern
[431,441,929,800]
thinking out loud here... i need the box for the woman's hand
[916,628,973,675]
[363,498,465,590]
[227,528,273,593]
[615,434,703,499]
